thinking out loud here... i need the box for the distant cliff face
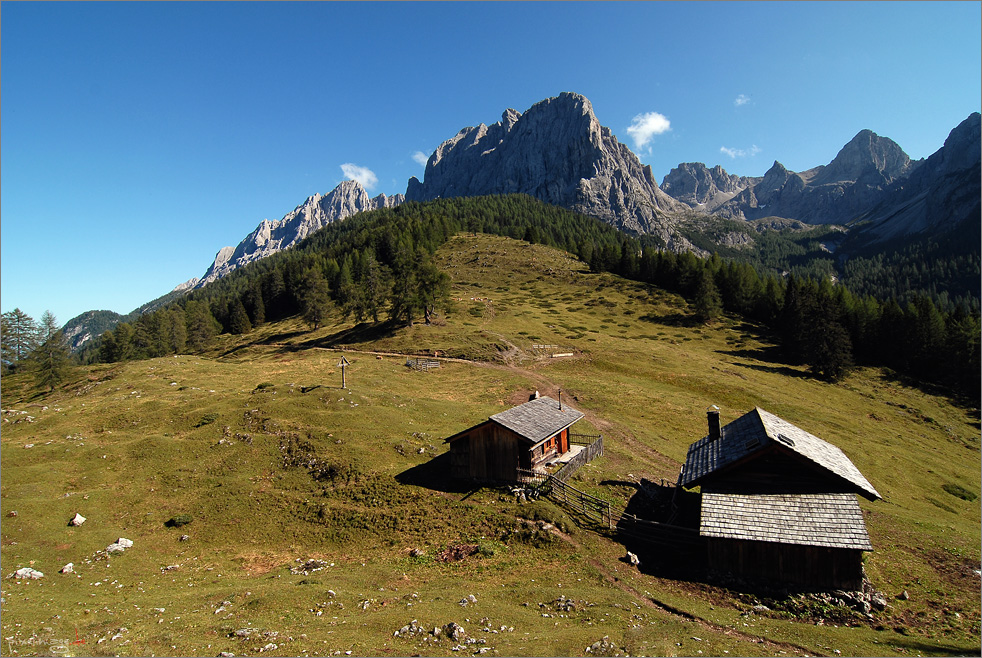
[660,163,761,215]
[406,92,688,244]
[851,112,981,244]
[196,181,403,287]
[666,129,915,225]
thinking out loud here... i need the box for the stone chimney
[529,390,540,401]
[707,405,721,441]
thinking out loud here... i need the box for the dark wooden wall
[448,424,532,482]
[707,537,865,591]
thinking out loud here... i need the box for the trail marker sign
[338,355,350,388]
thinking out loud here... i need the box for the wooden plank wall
[451,425,529,482]
[707,538,865,591]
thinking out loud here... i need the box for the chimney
[707,405,721,441]
[529,390,540,401]
[558,388,563,411]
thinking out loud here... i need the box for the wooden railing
[515,468,704,549]
[516,469,614,529]
[553,435,604,483]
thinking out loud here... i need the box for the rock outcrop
[851,112,981,244]
[406,92,688,244]
[672,129,916,225]
[196,181,404,287]
[660,163,760,215]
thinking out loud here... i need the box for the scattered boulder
[585,635,620,655]
[69,513,86,526]
[291,558,329,575]
[106,537,134,553]
[898,590,910,600]
[60,563,74,574]
[12,567,44,579]
[444,622,467,642]
[626,550,640,567]
[179,534,190,542]
[393,619,429,638]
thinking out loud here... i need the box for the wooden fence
[516,468,703,550]
[405,358,441,371]
[553,435,604,483]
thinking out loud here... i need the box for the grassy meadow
[1,233,979,657]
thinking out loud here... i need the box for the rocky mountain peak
[660,162,760,211]
[406,91,686,240]
[812,129,911,186]
[938,111,981,174]
[196,180,402,287]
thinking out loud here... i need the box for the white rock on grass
[60,563,75,574]
[12,567,44,579]
[106,538,133,554]
[69,513,87,526]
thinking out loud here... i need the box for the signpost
[338,355,350,389]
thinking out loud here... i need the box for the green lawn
[2,234,978,656]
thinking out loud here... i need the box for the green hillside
[2,233,979,657]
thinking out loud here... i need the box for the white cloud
[340,163,378,190]
[720,144,761,159]
[412,150,429,167]
[734,94,751,107]
[626,111,671,151]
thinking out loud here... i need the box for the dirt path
[319,345,680,475]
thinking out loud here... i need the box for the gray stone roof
[680,407,880,500]
[700,491,873,550]
[489,396,584,445]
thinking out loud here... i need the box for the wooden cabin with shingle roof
[445,394,584,482]
[679,406,880,591]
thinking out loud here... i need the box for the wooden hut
[445,395,584,483]
[679,407,880,591]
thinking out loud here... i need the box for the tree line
[592,244,980,396]
[5,193,978,399]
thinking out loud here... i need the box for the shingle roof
[680,407,880,500]
[700,490,873,550]
[489,396,584,445]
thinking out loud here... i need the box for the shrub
[165,514,193,528]
[194,413,218,427]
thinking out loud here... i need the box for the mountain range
[190,92,978,289]
[66,92,980,348]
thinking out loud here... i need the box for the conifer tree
[29,311,72,391]
[229,298,252,334]
[1,308,41,371]
[693,268,723,323]
[299,268,332,329]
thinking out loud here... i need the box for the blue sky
[2,1,980,326]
